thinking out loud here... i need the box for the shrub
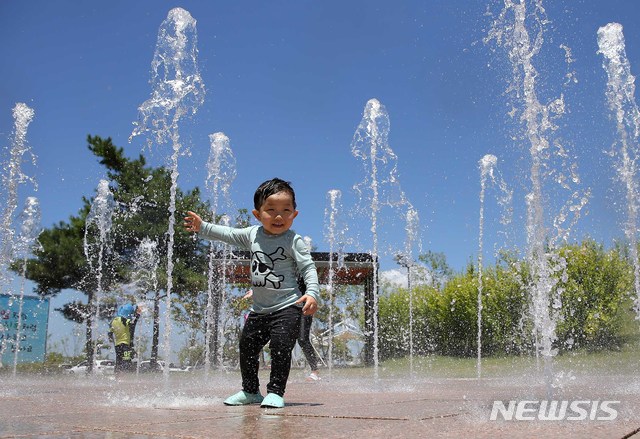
[378,240,636,359]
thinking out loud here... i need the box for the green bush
[379,240,636,359]
[556,240,634,351]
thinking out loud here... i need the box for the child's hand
[184,211,203,233]
[295,294,318,316]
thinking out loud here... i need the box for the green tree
[89,135,216,366]
[378,240,636,360]
[22,202,121,368]
[21,135,212,367]
[556,240,634,351]
[418,250,453,290]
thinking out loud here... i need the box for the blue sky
[2,1,640,355]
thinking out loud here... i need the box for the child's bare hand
[295,295,318,316]
[184,211,202,233]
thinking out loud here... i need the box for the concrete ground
[1,367,639,439]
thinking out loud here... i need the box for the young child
[108,303,141,375]
[243,287,321,377]
[184,178,319,408]
[299,313,321,381]
[296,277,322,381]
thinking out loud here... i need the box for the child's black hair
[253,178,297,210]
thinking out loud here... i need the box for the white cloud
[380,266,434,289]
[380,269,408,288]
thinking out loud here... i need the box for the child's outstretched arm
[295,294,318,316]
[184,211,203,233]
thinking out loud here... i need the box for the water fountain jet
[477,154,511,379]
[323,189,346,373]
[203,132,236,373]
[84,179,115,370]
[486,0,588,396]
[130,238,159,369]
[401,205,419,375]
[351,98,412,376]
[130,7,205,379]
[11,197,42,377]
[598,22,640,319]
[0,103,36,294]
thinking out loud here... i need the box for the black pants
[297,315,318,371]
[240,305,301,397]
[114,344,134,373]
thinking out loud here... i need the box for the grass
[6,338,640,380]
[358,341,640,379]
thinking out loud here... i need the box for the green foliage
[19,135,215,362]
[379,240,635,359]
[178,343,205,368]
[378,288,412,359]
[23,212,93,296]
[479,261,530,355]
[331,337,354,365]
[556,240,634,351]
[429,272,480,357]
[418,250,453,289]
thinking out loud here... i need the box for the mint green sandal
[260,393,285,408]
[223,390,264,406]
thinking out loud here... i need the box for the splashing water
[302,235,313,251]
[130,8,205,379]
[486,0,588,397]
[11,197,42,377]
[13,198,42,263]
[131,238,159,368]
[324,189,347,373]
[203,132,236,373]
[205,133,236,217]
[597,23,640,319]
[351,98,409,376]
[403,205,420,375]
[211,214,232,371]
[477,154,512,379]
[0,103,36,294]
[84,179,115,369]
[477,156,493,380]
[130,8,206,149]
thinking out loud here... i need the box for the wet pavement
[1,368,640,438]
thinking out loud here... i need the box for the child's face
[252,191,298,235]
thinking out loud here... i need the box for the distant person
[296,238,322,381]
[108,303,140,375]
[296,278,321,381]
[184,177,320,408]
[298,313,321,381]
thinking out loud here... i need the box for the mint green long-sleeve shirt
[198,223,320,314]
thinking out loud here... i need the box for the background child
[299,314,322,381]
[296,278,322,381]
[108,303,140,375]
[184,177,319,408]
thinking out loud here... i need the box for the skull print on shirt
[251,247,286,288]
